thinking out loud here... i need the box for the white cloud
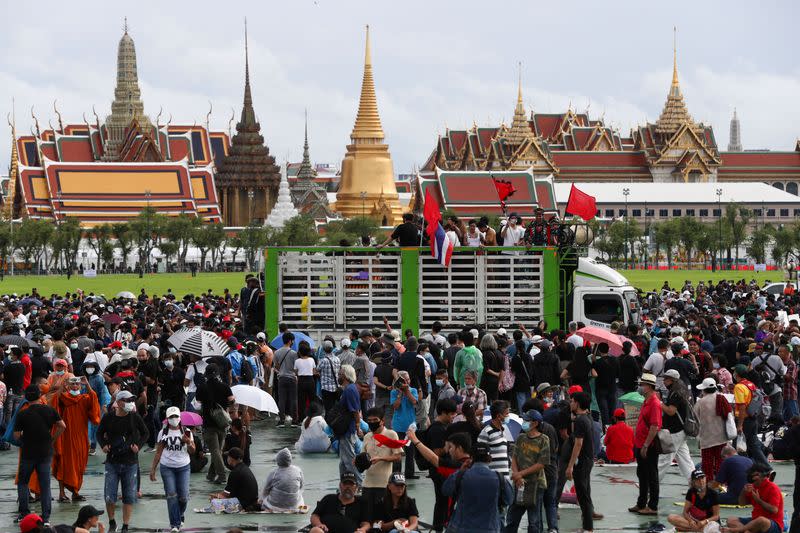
[1,1,798,178]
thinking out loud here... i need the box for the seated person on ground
[206,447,260,513]
[296,401,331,454]
[375,473,419,533]
[723,465,784,533]
[710,445,753,505]
[260,447,305,512]
[668,470,720,532]
[309,472,371,533]
[599,408,634,464]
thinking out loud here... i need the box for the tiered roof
[290,114,333,219]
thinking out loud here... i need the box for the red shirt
[604,421,634,463]
[746,479,783,529]
[635,393,662,448]
[21,353,32,389]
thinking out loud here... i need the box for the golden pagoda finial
[517,61,523,105]
[672,26,679,87]
[350,24,385,141]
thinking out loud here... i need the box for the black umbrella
[0,334,31,348]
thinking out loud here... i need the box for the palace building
[421,46,800,203]
[3,23,226,226]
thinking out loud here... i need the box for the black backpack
[325,402,352,437]
[239,357,255,384]
[192,363,207,389]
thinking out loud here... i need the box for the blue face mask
[435,379,444,387]
[69,389,81,397]
[521,421,531,432]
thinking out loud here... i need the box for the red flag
[423,187,441,237]
[566,184,597,221]
[492,177,516,210]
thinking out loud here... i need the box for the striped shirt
[478,423,509,477]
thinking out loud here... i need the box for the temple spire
[654,27,698,136]
[728,108,743,151]
[297,109,316,180]
[240,18,256,125]
[504,61,535,144]
[5,100,19,219]
[350,25,385,141]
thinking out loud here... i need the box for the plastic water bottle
[515,482,525,505]
[408,422,417,432]
[783,510,789,532]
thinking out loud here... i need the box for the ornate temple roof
[215,21,280,190]
[290,113,333,219]
[349,25,384,142]
[266,171,298,228]
[654,32,702,136]
[728,109,743,151]
[500,67,535,145]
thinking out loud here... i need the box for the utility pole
[623,188,630,269]
[716,188,722,272]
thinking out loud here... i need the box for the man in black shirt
[96,390,149,533]
[593,343,620,426]
[208,447,259,512]
[136,347,160,448]
[2,346,27,423]
[309,472,371,533]
[566,391,600,532]
[658,370,694,482]
[377,213,420,249]
[423,398,457,531]
[618,345,641,394]
[196,364,234,484]
[14,385,66,524]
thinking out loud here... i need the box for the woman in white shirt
[295,401,331,453]
[293,344,318,421]
[150,407,195,532]
[465,219,484,247]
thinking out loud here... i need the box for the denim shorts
[104,462,138,505]
[738,516,781,533]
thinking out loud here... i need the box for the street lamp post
[248,188,255,224]
[623,188,630,269]
[716,188,722,272]
[644,200,649,270]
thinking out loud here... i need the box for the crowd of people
[1,274,799,533]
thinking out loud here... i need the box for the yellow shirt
[733,382,752,417]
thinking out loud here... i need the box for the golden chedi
[335,25,402,225]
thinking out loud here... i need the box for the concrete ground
[0,418,795,532]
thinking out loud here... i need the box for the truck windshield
[624,290,640,325]
[582,294,623,326]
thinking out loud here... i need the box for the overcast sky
[2,1,799,176]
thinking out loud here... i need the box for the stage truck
[263,246,640,335]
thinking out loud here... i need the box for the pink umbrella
[575,326,639,356]
[163,411,203,427]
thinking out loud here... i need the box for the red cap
[20,513,43,533]
[568,385,583,395]
[109,340,123,349]
[613,408,626,419]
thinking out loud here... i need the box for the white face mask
[123,402,136,413]
[164,360,174,369]
[168,418,180,428]
[69,343,79,350]
[85,367,96,375]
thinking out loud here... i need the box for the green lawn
[619,269,784,293]
[0,269,786,299]
[0,272,248,298]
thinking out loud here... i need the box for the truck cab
[571,257,640,329]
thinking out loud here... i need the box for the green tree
[130,206,166,273]
[192,222,225,271]
[675,217,703,269]
[87,223,113,271]
[724,203,751,267]
[56,218,82,272]
[694,224,717,270]
[604,221,627,265]
[100,240,115,271]
[159,240,180,270]
[324,216,381,246]
[228,235,243,267]
[746,226,772,264]
[14,219,53,273]
[770,224,800,266]
[0,219,11,279]
[111,222,134,272]
[653,219,679,268]
[163,214,200,271]
[276,215,320,246]
[239,224,266,270]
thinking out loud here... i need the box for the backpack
[324,402,352,437]
[239,356,255,385]
[498,352,515,393]
[680,400,700,437]
[744,381,770,421]
[192,363,207,389]
[753,355,781,396]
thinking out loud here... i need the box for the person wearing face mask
[52,376,101,503]
[149,406,195,532]
[159,354,186,414]
[434,369,456,403]
[361,407,403,522]
[67,338,87,377]
[478,400,511,481]
[82,361,112,456]
[629,373,663,516]
[96,390,149,533]
[45,359,73,404]
[506,409,550,533]
[457,370,488,416]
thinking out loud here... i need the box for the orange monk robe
[45,372,74,404]
[52,388,100,493]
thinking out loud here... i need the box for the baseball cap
[76,505,104,526]
[496,328,507,337]
[568,385,583,395]
[19,513,43,533]
[166,406,181,419]
[691,469,706,480]
[521,409,543,423]
[256,332,266,340]
[734,364,749,377]
[115,390,135,402]
[340,471,358,485]
[389,472,406,485]
[530,335,543,344]
[613,408,626,419]
[340,337,351,348]
[663,369,681,381]
[696,377,717,391]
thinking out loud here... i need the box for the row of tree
[0,210,384,276]
[593,203,800,268]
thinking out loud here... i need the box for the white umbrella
[167,327,228,358]
[482,410,524,441]
[231,385,279,413]
[116,291,136,299]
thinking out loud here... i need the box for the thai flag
[430,222,454,267]
[424,187,453,267]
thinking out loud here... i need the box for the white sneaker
[170,528,180,532]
